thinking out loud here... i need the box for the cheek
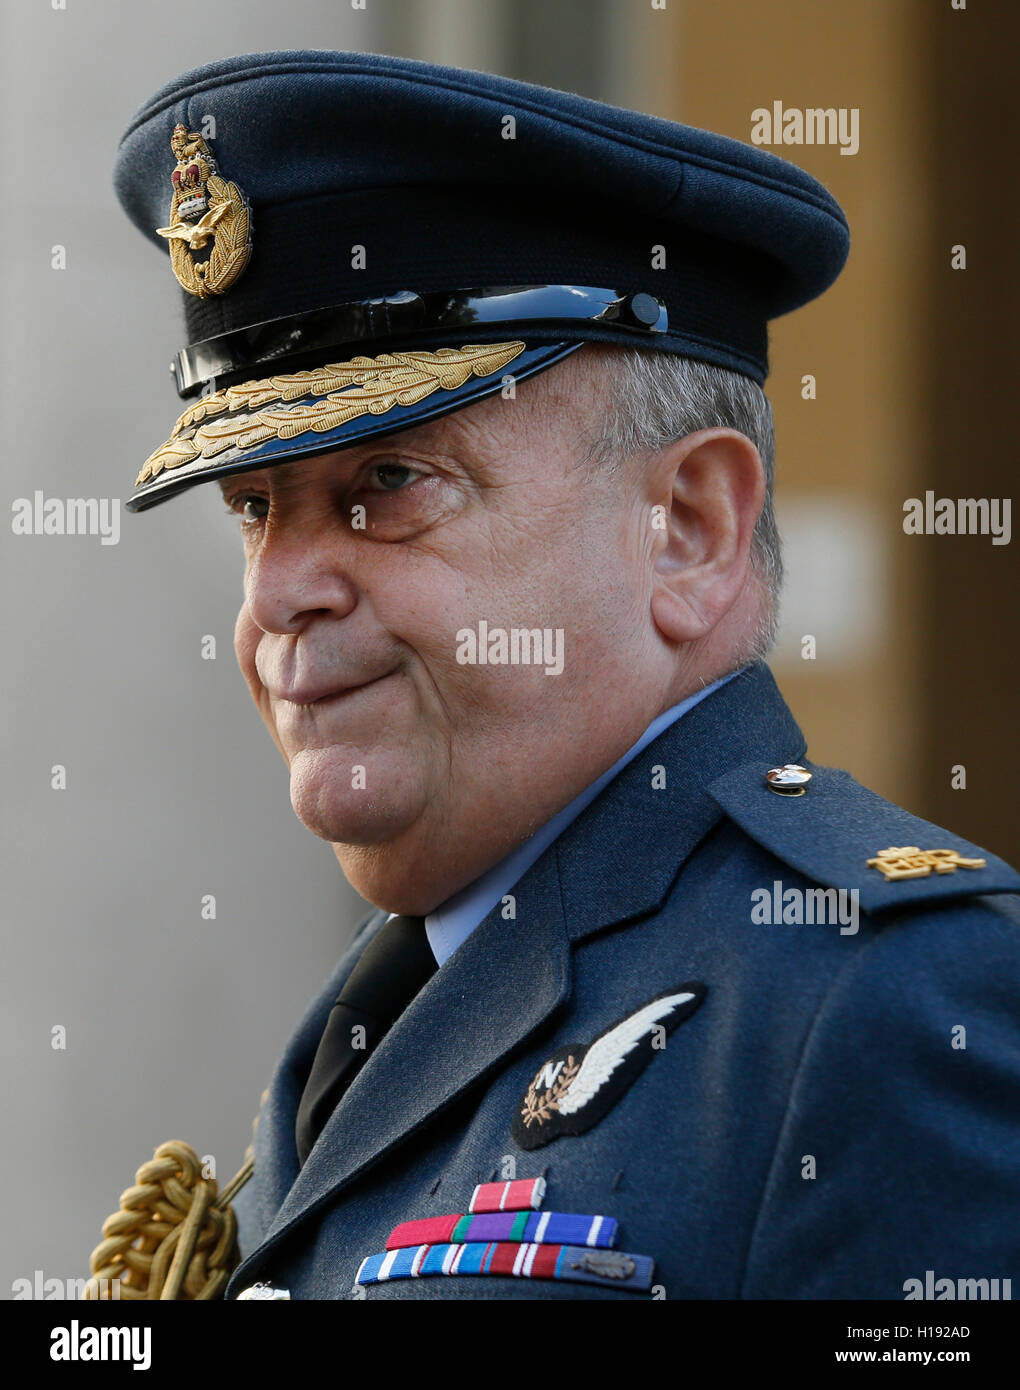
[540,525,646,686]
[233,604,264,693]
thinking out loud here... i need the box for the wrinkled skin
[225,346,765,913]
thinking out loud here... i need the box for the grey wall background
[0,0,654,1298]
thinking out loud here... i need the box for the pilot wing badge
[511,985,707,1151]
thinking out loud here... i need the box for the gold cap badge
[866,846,987,882]
[155,124,251,298]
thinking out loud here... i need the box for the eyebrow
[217,470,271,497]
[214,413,491,498]
[214,447,367,495]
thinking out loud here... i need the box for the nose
[243,519,358,635]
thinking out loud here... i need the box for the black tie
[295,914,436,1165]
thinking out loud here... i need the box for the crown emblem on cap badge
[155,124,252,298]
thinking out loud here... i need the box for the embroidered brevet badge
[511,985,706,1151]
[155,123,252,298]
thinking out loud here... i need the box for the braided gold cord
[84,1139,254,1301]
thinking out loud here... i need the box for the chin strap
[83,1100,263,1300]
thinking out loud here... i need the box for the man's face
[226,348,669,912]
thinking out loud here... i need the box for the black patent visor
[171,285,668,397]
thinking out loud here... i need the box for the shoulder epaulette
[707,761,1020,915]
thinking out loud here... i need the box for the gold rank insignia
[866,846,987,882]
[155,124,252,298]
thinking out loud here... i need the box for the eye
[224,494,268,522]
[365,461,424,492]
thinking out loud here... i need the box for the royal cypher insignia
[866,846,987,882]
[512,984,706,1151]
[155,123,252,298]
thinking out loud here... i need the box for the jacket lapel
[228,847,571,1289]
[247,908,389,1234]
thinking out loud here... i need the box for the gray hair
[581,346,782,658]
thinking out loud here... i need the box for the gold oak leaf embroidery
[520,1055,580,1128]
[135,342,527,486]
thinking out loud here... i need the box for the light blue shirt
[419,671,741,966]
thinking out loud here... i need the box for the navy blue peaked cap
[114,50,850,510]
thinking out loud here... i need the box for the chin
[287,745,427,846]
[331,845,456,918]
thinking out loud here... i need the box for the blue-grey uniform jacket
[225,662,1020,1299]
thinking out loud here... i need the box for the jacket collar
[555,662,805,941]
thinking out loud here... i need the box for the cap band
[171,285,667,396]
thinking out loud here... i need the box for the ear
[646,428,765,645]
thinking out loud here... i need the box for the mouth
[271,673,390,708]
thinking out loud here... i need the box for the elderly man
[113,51,1020,1300]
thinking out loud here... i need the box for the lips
[269,674,384,705]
